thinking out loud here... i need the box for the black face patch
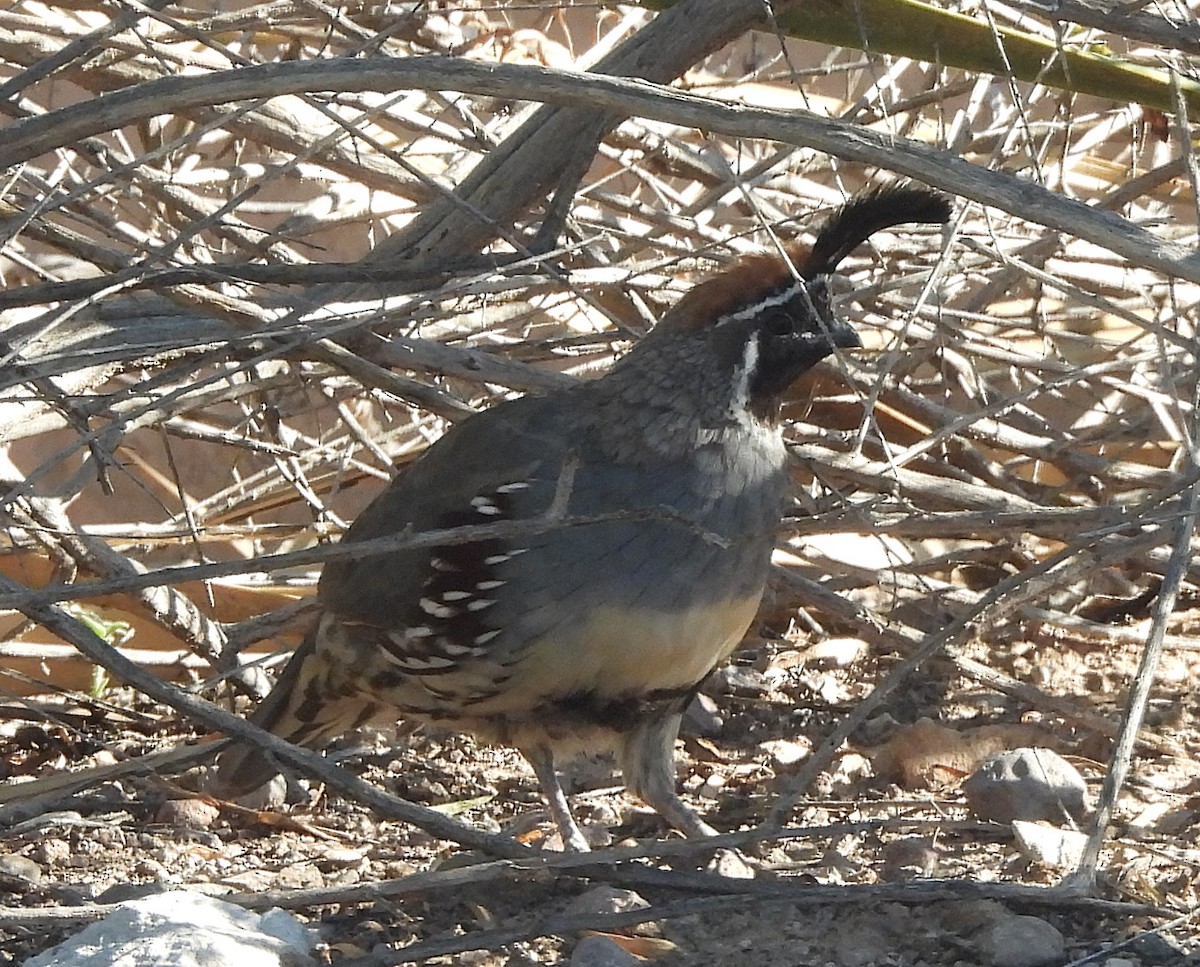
[744,278,860,411]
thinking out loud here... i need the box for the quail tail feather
[214,628,381,796]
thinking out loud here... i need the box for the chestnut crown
[597,184,951,436]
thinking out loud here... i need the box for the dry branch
[0,1,1198,956]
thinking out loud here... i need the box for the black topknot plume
[807,183,952,277]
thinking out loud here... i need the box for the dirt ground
[2,613,1198,965]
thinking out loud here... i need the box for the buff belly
[373,592,762,754]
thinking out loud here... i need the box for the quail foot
[216,185,952,850]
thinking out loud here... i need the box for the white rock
[761,738,810,767]
[698,773,726,800]
[805,637,869,667]
[1012,820,1088,869]
[705,848,756,879]
[25,890,317,967]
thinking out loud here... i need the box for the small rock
[977,914,1066,967]
[1012,820,1088,869]
[565,886,649,918]
[0,853,42,884]
[317,846,368,868]
[96,883,171,905]
[155,799,220,830]
[91,826,127,848]
[1156,654,1189,683]
[1127,931,1186,963]
[963,748,1088,823]
[30,838,70,867]
[218,870,275,893]
[570,935,638,967]
[705,848,756,879]
[1127,801,1172,832]
[880,837,940,880]
[806,637,869,667]
[708,665,769,696]
[803,669,849,705]
[1101,959,1137,967]
[226,773,289,810]
[275,862,324,890]
[682,693,723,737]
[761,738,810,768]
[134,858,172,882]
[697,773,726,801]
[576,801,621,832]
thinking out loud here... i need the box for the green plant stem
[649,0,1200,118]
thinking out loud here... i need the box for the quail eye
[762,311,793,336]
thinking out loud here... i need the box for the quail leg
[622,712,718,839]
[524,746,591,852]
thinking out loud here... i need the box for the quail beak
[837,326,901,357]
[828,323,863,352]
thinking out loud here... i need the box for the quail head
[217,184,952,850]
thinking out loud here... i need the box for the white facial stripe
[730,330,761,416]
[714,282,802,327]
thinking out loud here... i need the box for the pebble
[1012,820,1088,869]
[977,914,1066,967]
[565,887,649,918]
[318,846,368,867]
[709,665,769,696]
[805,637,869,667]
[218,870,275,892]
[275,862,324,890]
[705,848,756,879]
[155,799,220,830]
[880,837,940,880]
[963,748,1088,823]
[682,693,723,737]
[761,739,810,767]
[697,773,726,800]
[570,935,638,967]
[0,853,42,884]
[223,774,289,810]
[134,858,172,882]
[31,838,70,867]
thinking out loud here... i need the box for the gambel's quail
[217,184,952,849]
